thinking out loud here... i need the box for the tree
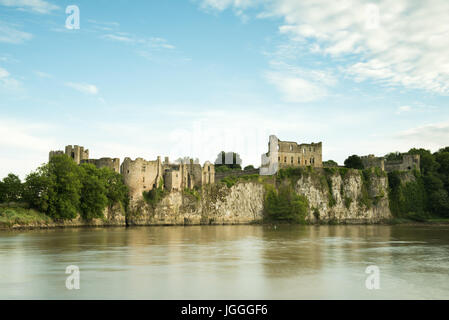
[79,164,108,221]
[0,173,23,203]
[98,167,129,211]
[323,160,338,167]
[45,155,82,220]
[385,152,402,161]
[23,166,52,212]
[214,151,242,170]
[408,148,439,174]
[244,165,255,171]
[344,155,364,170]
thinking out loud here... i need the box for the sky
[1,0,449,179]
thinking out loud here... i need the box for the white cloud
[0,119,56,179]
[0,23,32,44]
[0,67,21,90]
[395,121,449,151]
[200,0,449,95]
[65,82,99,95]
[0,0,59,14]
[396,105,411,115]
[34,70,52,78]
[102,33,175,49]
[264,61,336,102]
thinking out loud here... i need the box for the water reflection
[0,225,448,299]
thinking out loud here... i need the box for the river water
[0,225,448,299]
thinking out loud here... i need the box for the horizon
[2,0,449,179]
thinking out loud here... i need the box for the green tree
[23,166,52,212]
[79,164,108,221]
[344,155,364,170]
[385,152,402,161]
[264,184,308,223]
[0,173,23,203]
[46,155,82,220]
[244,165,255,171]
[323,160,338,167]
[408,148,439,174]
[98,167,129,211]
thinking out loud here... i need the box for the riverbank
[2,206,448,231]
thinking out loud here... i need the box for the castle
[49,145,215,203]
[260,135,323,175]
[361,154,420,173]
[49,136,419,203]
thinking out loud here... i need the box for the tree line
[342,148,449,218]
[0,155,129,221]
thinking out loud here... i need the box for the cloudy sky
[1,0,449,179]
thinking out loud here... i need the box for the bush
[0,174,23,203]
[344,155,364,170]
[264,184,308,224]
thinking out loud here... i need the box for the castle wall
[361,155,385,171]
[64,145,89,164]
[385,154,420,173]
[120,157,162,201]
[260,135,323,175]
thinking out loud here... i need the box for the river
[0,225,448,299]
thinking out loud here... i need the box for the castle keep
[260,135,323,175]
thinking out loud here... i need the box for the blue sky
[1,0,449,179]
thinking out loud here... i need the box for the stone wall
[385,155,420,172]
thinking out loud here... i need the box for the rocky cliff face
[128,168,392,225]
[128,182,265,225]
[294,169,391,223]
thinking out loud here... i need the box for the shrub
[264,184,308,224]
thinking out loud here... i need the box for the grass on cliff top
[220,174,272,188]
[0,206,52,228]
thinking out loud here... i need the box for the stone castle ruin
[260,135,323,175]
[49,137,419,204]
[49,145,215,203]
[361,154,420,173]
[121,156,214,201]
[49,145,120,173]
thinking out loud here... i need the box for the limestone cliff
[294,168,391,223]
[128,168,392,225]
[128,182,265,225]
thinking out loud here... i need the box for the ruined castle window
[303,148,305,154]
[208,166,210,172]
[290,145,293,151]
[291,157,293,164]
[298,157,301,164]
[284,157,287,163]
[305,159,307,165]
[278,157,280,162]
[127,170,129,174]
[143,177,145,182]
